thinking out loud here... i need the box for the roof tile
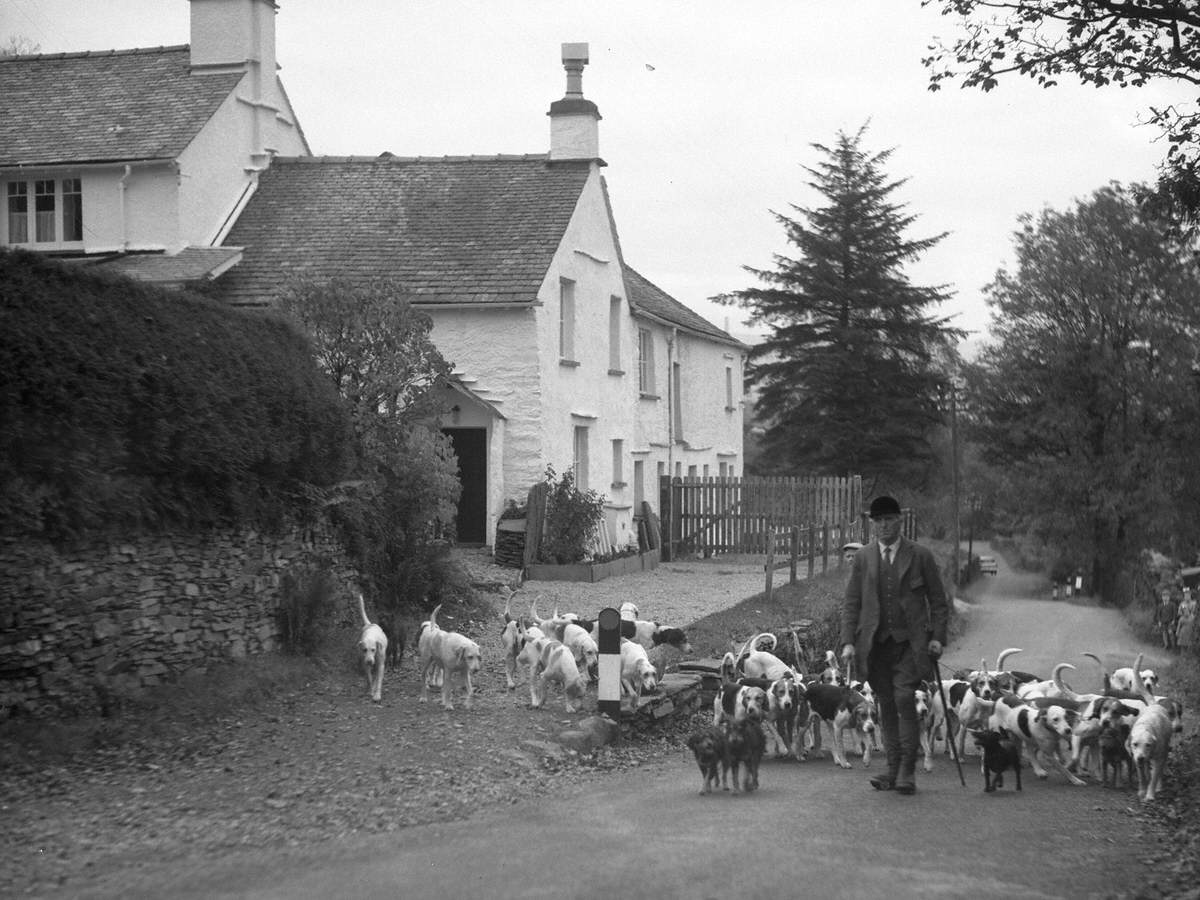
[0,46,243,165]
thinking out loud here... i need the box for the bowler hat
[868,496,901,518]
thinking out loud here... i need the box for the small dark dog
[975,729,1022,792]
[1099,722,1133,789]
[723,717,766,793]
[686,725,728,794]
[379,616,407,671]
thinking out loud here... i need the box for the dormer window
[5,177,83,247]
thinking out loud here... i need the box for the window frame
[559,278,577,363]
[4,175,85,249]
[637,327,657,396]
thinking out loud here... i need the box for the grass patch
[683,570,847,669]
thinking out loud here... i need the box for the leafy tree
[922,1,1200,224]
[717,125,963,488]
[276,278,461,608]
[966,183,1200,602]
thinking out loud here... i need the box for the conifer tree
[719,125,962,485]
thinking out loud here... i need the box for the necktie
[884,546,892,567]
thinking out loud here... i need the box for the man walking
[841,496,949,795]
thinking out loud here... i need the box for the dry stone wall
[0,523,357,717]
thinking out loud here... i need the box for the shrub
[537,466,606,564]
[277,560,338,656]
[0,249,355,540]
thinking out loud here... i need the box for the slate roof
[95,246,244,285]
[216,155,593,306]
[624,266,743,347]
[0,46,245,166]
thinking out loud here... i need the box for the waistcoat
[877,546,909,643]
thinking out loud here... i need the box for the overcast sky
[6,1,1187,346]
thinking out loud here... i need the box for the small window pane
[7,182,28,244]
[62,178,82,242]
[35,180,55,243]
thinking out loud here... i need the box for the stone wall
[0,523,357,717]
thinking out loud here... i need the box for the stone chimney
[189,0,277,99]
[189,0,280,160]
[548,42,601,161]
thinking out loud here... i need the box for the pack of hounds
[354,588,692,714]
[687,636,1185,802]
[357,592,1184,802]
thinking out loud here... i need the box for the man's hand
[927,639,943,660]
[841,643,855,663]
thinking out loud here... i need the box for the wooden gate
[657,474,864,562]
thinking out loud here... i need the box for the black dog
[723,717,766,793]
[379,616,407,671]
[975,729,1022,792]
[686,725,728,794]
[1099,722,1133,789]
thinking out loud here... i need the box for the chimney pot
[548,42,601,161]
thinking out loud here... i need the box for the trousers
[867,636,920,780]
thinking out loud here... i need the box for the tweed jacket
[840,535,950,683]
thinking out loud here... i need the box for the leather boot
[894,715,919,795]
[870,741,900,791]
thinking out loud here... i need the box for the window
[573,425,589,491]
[719,461,728,478]
[62,178,82,242]
[611,439,624,487]
[7,183,28,244]
[609,296,622,372]
[5,177,83,247]
[725,366,735,410]
[35,180,55,242]
[634,459,645,508]
[559,278,576,362]
[638,328,656,394]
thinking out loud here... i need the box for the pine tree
[719,125,962,485]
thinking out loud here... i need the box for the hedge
[0,249,355,540]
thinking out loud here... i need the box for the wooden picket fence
[657,474,865,563]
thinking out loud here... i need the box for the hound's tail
[430,603,444,632]
[995,647,1022,672]
[1051,663,1077,699]
[357,592,372,628]
[1133,652,1153,705]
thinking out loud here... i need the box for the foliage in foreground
[922,0,1200,230]
[275,277,461,611]
[0,249,354,541]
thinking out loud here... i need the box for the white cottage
[0,0,308,285]
[216,45,746,547]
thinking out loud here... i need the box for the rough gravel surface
[0,554,769,898]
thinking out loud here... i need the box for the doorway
[443,427,488,545]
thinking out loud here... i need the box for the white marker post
[597,607,621,725]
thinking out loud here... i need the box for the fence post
[789,526,799,583]
[807,522,816,579]
[821,522,830,574]
[764,533,776,602]
[660,476,673,562]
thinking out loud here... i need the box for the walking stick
[932,655,966,787]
